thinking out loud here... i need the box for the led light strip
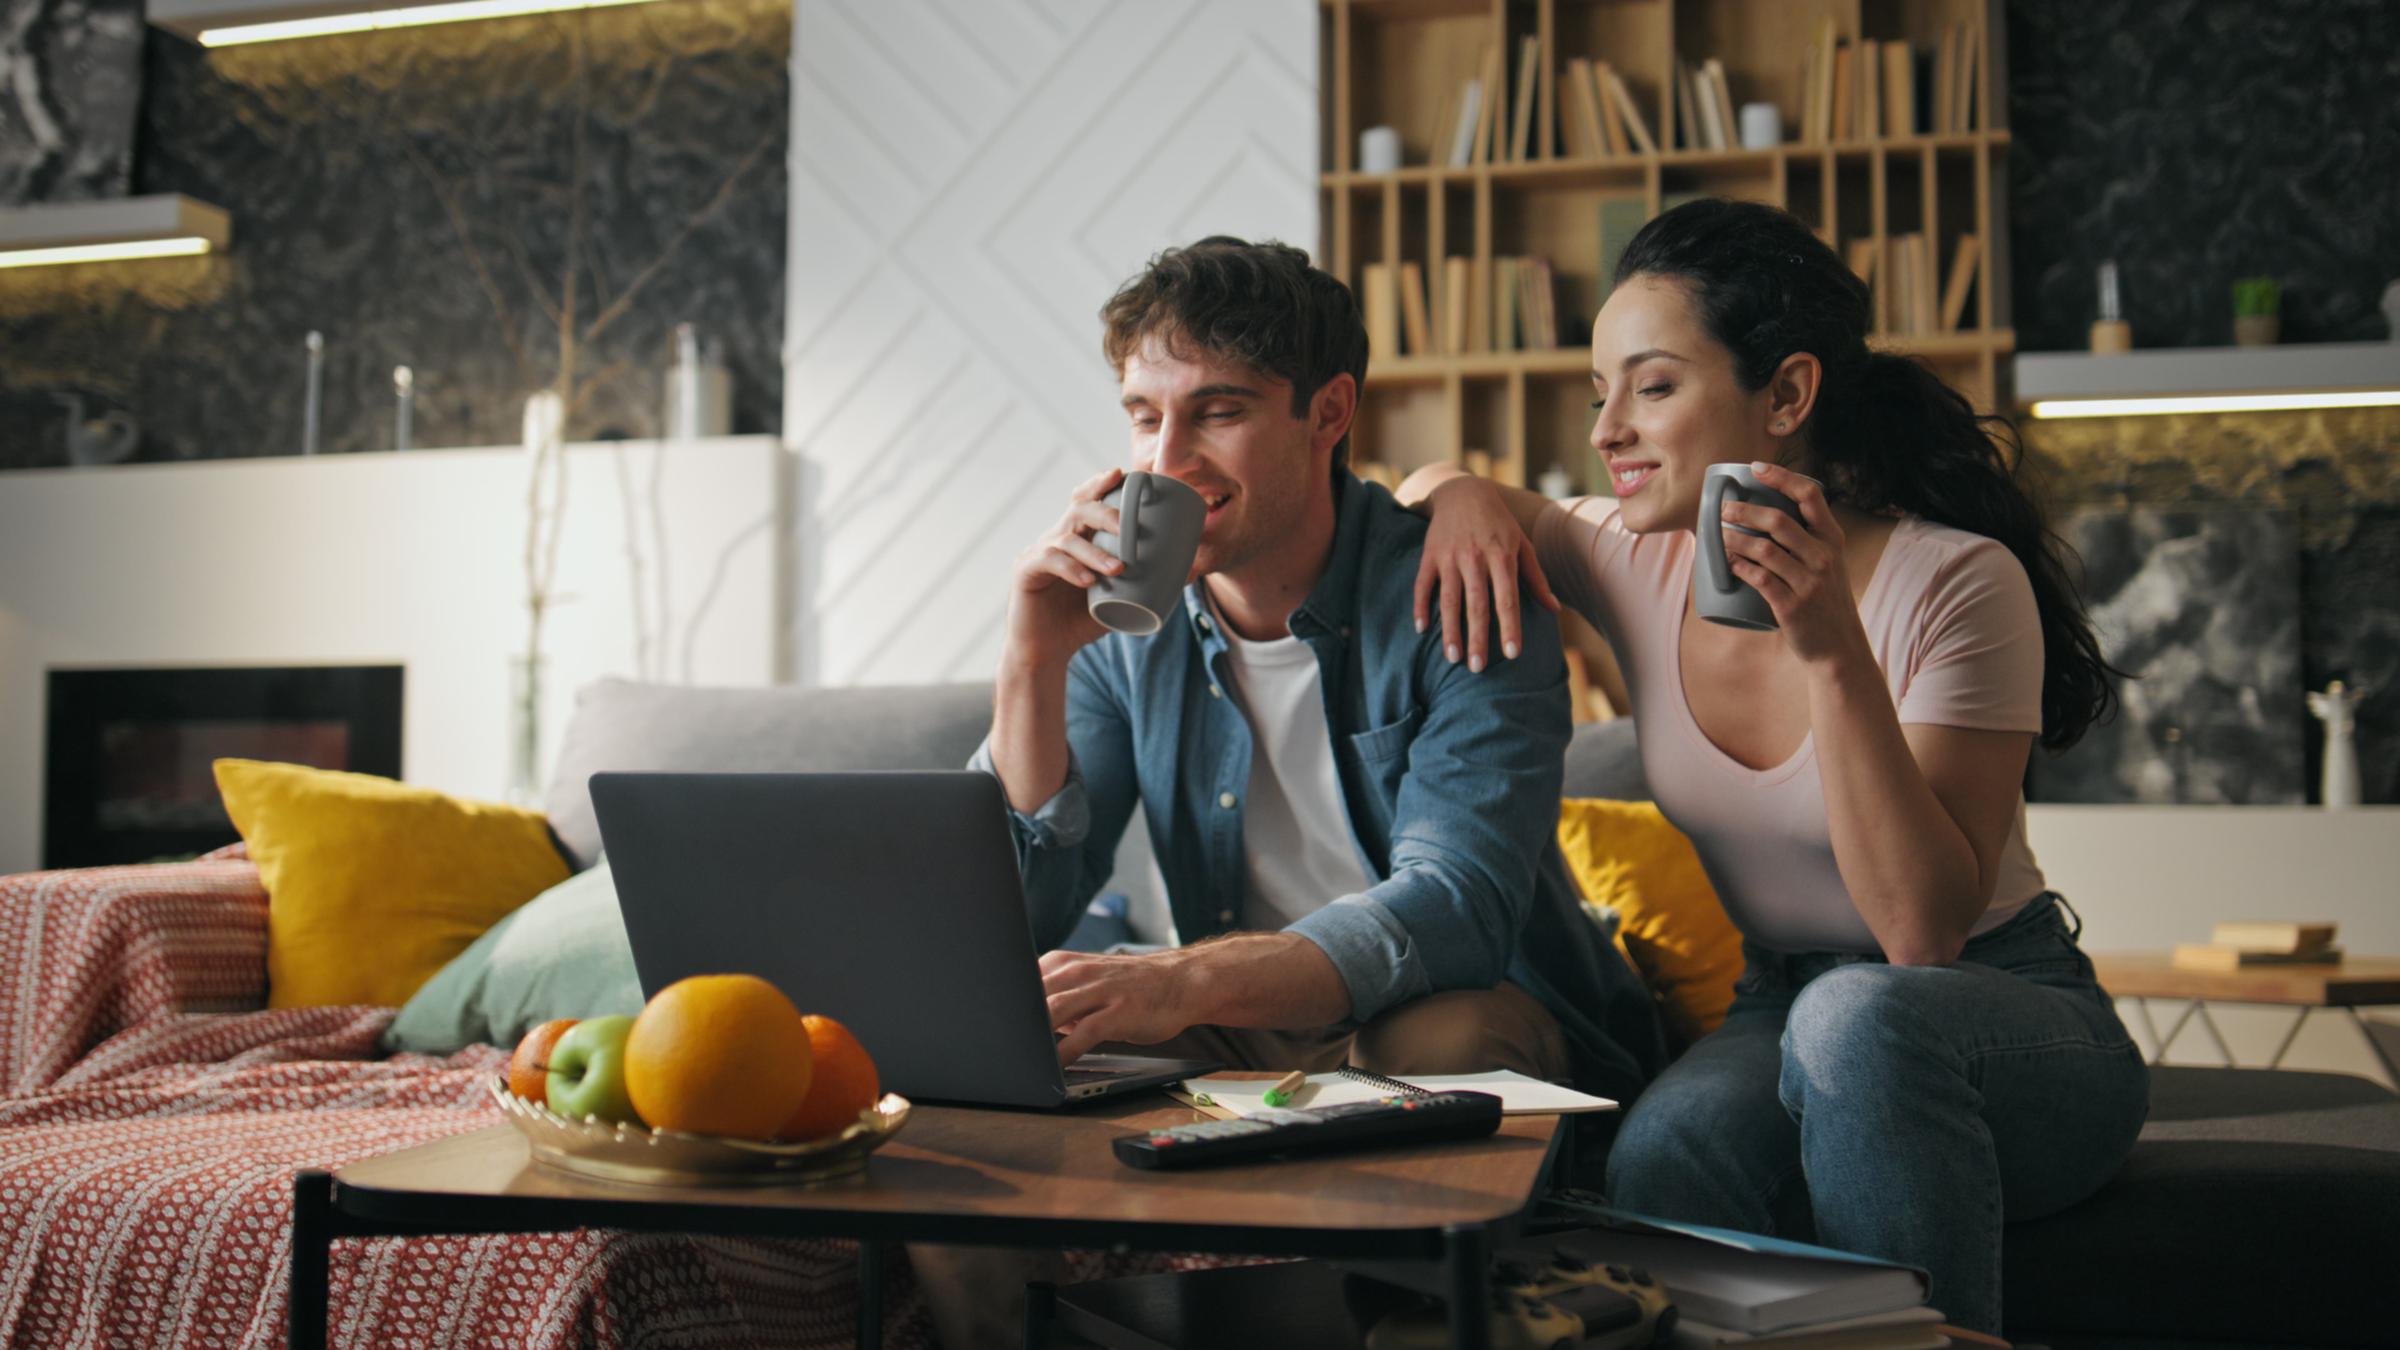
[0,237,216,269]
[2029,390,2400,419]
[198,0,663,46]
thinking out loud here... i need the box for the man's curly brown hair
[1099,236,1369,469]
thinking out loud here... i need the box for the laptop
[589,769,1218,1109]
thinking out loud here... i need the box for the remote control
[1112,1091,1503,1170]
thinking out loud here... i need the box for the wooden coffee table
[2091,953,2400,1083]
[290,1092,1565,1350]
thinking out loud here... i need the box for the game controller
[1496,1249,1676,1349]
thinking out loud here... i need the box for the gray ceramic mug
[1696,463,1819,631]
[1088,471,1207,636]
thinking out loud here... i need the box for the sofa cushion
[383,860,645,1055]
[215,758,570,1009]
[2003,1067,2400,1346]
[543,679,996,870]
[1564,716,1648,800]
[1557,798,1742,1051]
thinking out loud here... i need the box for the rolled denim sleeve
[966,646,1142,953]
[1286,609,1572,1022]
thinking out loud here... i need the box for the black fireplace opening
[44,666,404,868]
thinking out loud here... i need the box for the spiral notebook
[1179,1066,1617,1117]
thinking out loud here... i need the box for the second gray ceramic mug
[1088,471,1207,636]
[1696,462,1819,631]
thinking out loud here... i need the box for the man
[914,235,1666,1349]
[980,235,1664,1098]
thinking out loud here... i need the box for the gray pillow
[543,678,996,870]
[383,861,645,1055]
[1562,716,1648,800]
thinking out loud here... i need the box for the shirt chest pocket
[1341,707,1427,829]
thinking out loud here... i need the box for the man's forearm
[1178,932,1353,1030]
[990,650,1075,815]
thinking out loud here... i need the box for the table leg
[2266,1007,2313,1068]
[2195,1004,2239,1065]
[2348,1009,2400,1090]
[1444,1222,1492,1350]
[857,1239,884,1350]
[289,1170,333,1350]
[1023,1279,1056,1350]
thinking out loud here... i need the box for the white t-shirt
[1209,596,1375,932]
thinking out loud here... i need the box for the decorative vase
[2232,314,2280,347]
[2308,680,2362,809]
[506,653,544,807]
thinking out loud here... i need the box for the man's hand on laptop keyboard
[1039,933,1351,1065]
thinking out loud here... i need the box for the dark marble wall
[2009,0,2400,803]
[2009,0,2400,349]
[0,0,787,465]
[0,0,144,202]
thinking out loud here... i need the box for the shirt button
[1217,909,1235,924]
[1209,684,1223,699]
[1340,625,1352,637]
[1198,615,1213,633]
[1218,791,1237,809]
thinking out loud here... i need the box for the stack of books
[1795,19,1982,144]
[2173,922,2343,972]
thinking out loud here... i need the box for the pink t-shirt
[1535,498,2050,954]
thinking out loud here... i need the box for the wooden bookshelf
[1322,0,2012,493]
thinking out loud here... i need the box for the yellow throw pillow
[214,758,571,1009]
[1558,798,1744,1050]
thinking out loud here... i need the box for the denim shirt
[971,472,1667,1105]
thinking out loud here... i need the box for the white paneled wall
[782,0,1318,685]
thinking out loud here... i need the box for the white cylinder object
[1738,102,1782,151]
[1359,125,1403,174]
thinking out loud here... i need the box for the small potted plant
[2232,277,2281,347]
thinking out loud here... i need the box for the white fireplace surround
[0,437,785,874]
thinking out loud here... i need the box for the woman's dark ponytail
[1616,198,2118,749]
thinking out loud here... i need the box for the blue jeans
[1603,894,2148,1335]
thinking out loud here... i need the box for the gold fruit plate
[489,1075,910,1188]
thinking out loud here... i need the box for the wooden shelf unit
[1322,0,2011,492]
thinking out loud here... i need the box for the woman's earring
[1773,421,1788,432]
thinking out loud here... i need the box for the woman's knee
[1781,965,1944,1086]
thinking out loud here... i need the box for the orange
[623,974,814,1139]
[779,1015,881,1140]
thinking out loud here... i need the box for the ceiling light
[2029,391,2400,419]
[148,0,667,47]
[0,195,230,270]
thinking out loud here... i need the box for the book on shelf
[1937,234,1980,332]
[1857,39,1882,140]
[2173,943,2345,972]
[1953,22,1980,132]
[1675,59,1703,150]
[1472,42,1503,165]
[1704,57,1738,152]
[1882,41,1916,138]
[1397,260,1432,357]
[1932,25,1957,135]
[1692,62,1728,151]
[1594,61,1630,155]
[1604,64,1658,154]
[1509,34,1540,162]
[2211,921,2338,953]
[1596,194,1649,304]
[1810,18,1839,143]
[1563,57,1607,158]
[1448,74,1485,167]
[1844,237,1879,290]
[1672,1305,1947,1349]
[1493,256,1520,353]
[1467,255,1492,352]
[1829,42,1855,142]
[1519,255,1558,351]
[1462,450,1495,479]
[1441,256,1471,354]
[1360,262,1400,362]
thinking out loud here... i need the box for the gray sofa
[549,679,2400,1348]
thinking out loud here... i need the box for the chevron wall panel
[783,0,1318,685]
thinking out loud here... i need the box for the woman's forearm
[1396,463,1554,535]
[1807,638,1988,965]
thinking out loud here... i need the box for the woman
[1397,198,2145,1335]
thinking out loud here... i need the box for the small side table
[2091,954,2400,1085]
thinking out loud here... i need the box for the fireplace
[44,666,403,868]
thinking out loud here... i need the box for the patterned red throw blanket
[0,855,1216,1348]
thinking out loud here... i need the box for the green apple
[546,1014,641,1125]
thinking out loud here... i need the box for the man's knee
[1349,983,1566,1079]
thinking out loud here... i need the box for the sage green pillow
[383,859,645,1055]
